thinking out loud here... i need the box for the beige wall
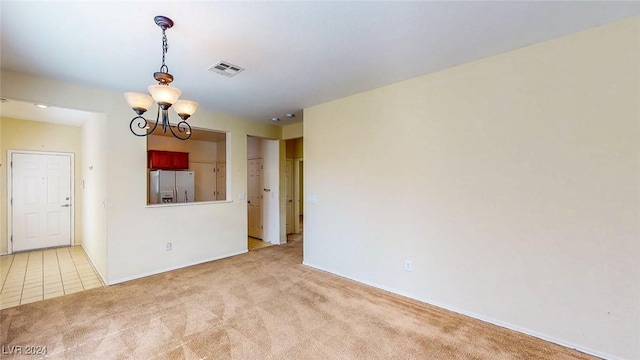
[247,136,262,159]
[1,69,282,285]
[304,17,639,360]
[81,112,108,281]
[285,138,303,159]
[0,117,83,254]
[282,122,303,140]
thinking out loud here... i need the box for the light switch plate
[238,193,245,200]
[308,195,317,203]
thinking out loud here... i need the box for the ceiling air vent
[208,61,244,77]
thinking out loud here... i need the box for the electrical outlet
[404,260,412,272]
[166,242,172,251]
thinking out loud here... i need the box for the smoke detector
[208,61,244,77]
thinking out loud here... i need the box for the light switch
[238,193,246,200]
[308,195,317,203]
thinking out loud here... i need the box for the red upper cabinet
[148,150,189,170]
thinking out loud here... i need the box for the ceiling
[1,1,639,127]
[0,98,102,126]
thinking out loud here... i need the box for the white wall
[1,69,281,286]
[81,112,108,280]
[303,17,639,360]
[263,139,283,244]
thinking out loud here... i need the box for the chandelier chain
[160,28,169,74]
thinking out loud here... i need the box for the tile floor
[248,237,274,250]
[0,246,103,310]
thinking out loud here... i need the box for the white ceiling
[0,98,101,126]
[1,1,639,126]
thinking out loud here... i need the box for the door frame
[7,150,75,254]
[293,158,303,234]
[285,158,294,234]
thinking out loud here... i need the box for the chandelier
[124,16,197,140]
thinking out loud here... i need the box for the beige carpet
[0,237,596,359]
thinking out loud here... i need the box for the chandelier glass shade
[125,16,197,140]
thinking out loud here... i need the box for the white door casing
[294,158,303,234]
[10,151,73,252]
[248,158,263,239]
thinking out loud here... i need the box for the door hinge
[10,198,12,206]
[10,235,13,243]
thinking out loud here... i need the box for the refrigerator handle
[174,186,178,203]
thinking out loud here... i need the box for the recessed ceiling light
[35,104,49,109]
[271,117,280,122]
[285,113,295,118]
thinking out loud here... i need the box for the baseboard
[79,244,108,285]
[108,250,249,286]
[302,261,619,360]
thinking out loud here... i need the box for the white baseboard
[302,261,618,360]
[108,250,248,286]
[79,243,107,284]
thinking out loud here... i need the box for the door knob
[61,204,70,207]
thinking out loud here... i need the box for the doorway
[285,137,304,235]
[247,158,263,239]
[247,136,282,250]
[8,151,74,253]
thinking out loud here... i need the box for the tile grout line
[70,247,88,290]
[19,253,30,303]
[56,248,66,295]
[0,254,15,293]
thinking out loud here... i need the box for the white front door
[248,158,263,239]
[11,152,72,252]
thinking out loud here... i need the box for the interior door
[285,159,294,234]
[248,159,263,239]
[190,162,216,201]
[11,152,72,252]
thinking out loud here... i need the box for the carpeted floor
[0,237,596,359]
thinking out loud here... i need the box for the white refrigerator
[149,170,195,204]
